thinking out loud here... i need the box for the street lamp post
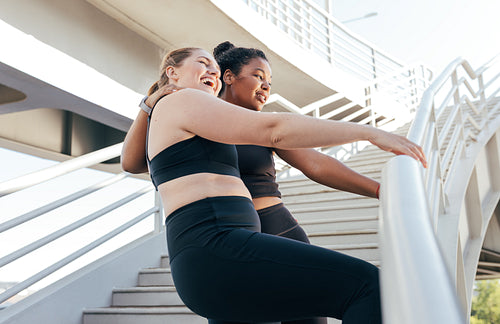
[341,12,378,24]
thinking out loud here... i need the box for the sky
[1,0,500,292]
[332,0,500,73]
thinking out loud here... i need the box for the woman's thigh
[171,229,381,324]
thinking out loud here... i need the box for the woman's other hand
[145,84,184,108]
[369,130,428,168]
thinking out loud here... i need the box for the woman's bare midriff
[158,173,252,216]
[252,196,283,211]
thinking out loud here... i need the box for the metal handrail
[380,53,500,322]
[0,143,162,306]
[409,55,500,208]
[0,206,159,304]
[271,66,431,174]
[267,63,429,123]
[241,0,404,82]
[0,173,127,234]
[364,63,433,113]
[0,185,153,269]
[408,55,500,144]
[380,156,465,323]
[0,143,123,197]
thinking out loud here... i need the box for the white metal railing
[242,0,435,127]
[266,64,432,124]
[364,63,434,114]
[271,62,432,176]
[241,0,406,82]
[0,144,162,306]
[380,53,500,323]
[408,54,500,225]
[0,144,122,197]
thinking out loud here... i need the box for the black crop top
[236,145,282,198]
[147,135,240,189]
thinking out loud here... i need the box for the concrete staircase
[83,255,206,323]
[281,146,393,266]
[83,124,410,324]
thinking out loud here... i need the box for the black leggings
[209,203,324,324]
[166,196,381,324]
[255,203,324,324]
[258,202,310,242]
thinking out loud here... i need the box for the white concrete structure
[0,1,498,323]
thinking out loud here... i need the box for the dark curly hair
[213,41,268,94]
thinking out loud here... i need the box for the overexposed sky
[332,0,500,72]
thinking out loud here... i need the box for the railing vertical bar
[154,191,164,233]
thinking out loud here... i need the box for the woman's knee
[364,262,380,292]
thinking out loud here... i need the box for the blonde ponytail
[148,47,200,96]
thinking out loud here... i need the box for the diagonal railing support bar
[0,185,153,268]
[0,173,128,234]
[0,206,159,304]
[0,143,123,197]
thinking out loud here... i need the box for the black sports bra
[236,145,281,198]
[147,127,240,189]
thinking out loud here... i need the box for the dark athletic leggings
[166,196,381,324]
[257,203,324,324]
[209,203,324,324]
[258,202,310,242]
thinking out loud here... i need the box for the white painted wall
[0,0,161,95]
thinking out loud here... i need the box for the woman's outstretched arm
[276,148,380,198]
[153,89,427,168]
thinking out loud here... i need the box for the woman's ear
[166,66,178,82]
[223,69,234,86]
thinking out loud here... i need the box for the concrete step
[83,306,206,324]
[343,156,390,169]
[279,170,381,186]
[279,180,381,196]
[309,229,378,246]
[299,215,379,233]
[343,150,394,164]
[112,287,183,307]
[279,183,340,196]
[285,195,378,210]
[282,189,365,202]
[324,243,379,260]
[138,268,173,287]
[160,255,170,268]
[291,204,379,221]
[278,165,384,189]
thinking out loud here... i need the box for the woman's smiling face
[169,49,222,96]
[224,57,272,111]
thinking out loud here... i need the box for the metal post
[451,70,460,105]
[154,191,164,233]
[477,74,488,123]
[371,48,377,80]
